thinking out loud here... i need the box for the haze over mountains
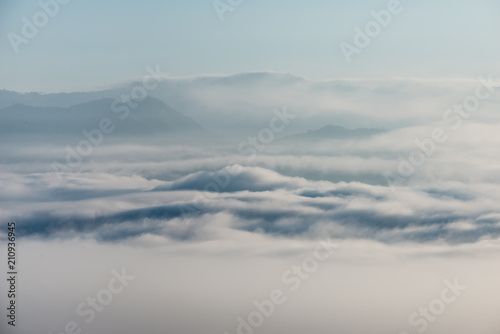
[2,72,500,144]
[0,99,387,147]
[0,97,206,138]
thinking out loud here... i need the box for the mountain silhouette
[0,96,207,137]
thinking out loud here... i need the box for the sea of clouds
[1,74,500,334]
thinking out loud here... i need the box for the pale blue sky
[1,0,499,92]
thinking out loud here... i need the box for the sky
[1,0,500,92]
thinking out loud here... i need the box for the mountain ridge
[0,96,208,137]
